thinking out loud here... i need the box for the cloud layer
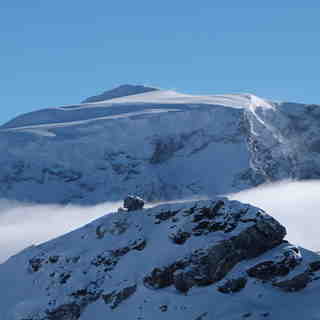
[1,180,320,264]
[230,180,320,252]
[0,201,121,263]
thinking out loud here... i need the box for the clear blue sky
[1,1,320,124]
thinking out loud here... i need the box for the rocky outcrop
[46,303,81,320]
[247,245,302,281]
[1,198,319,320]
[144,199,286,293]
[273,271,311,292]
[123,195,145,211]
[217,277,247,294]
[102,284,137,309]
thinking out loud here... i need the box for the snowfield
[0,85,319,205]
[1,85,320,319]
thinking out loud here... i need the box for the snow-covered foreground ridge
[1,198,320,320]
[1,84,320,204]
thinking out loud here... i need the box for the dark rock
[309,260,320,272]
[95,224,107,239]
[192,201,224,222]
[131,238,147,251]
[150,137,184,164]
[217,277,247,294]
[273,271,311,292]
[174,272,194,293]
[59,272,71,284]
[247,261,285,280]
[194,312,208,320]
[123,195,145,211]
[102,284,137,309]
[247,246,302,280]
[261,312,270,317]
[144,205,286,292]
[159,305,168,312]
[170,230,191,245]
[29,257,44,272]
[48,255,59,264]
[46,303,81,320]
[144,260,188,289]
[155,209,179,222]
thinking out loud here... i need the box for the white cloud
[1,180,320,264]
[0,201,121,263]
[229,180,320,251]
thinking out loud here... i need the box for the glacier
[0,85,319,205]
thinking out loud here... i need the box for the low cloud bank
[1,181,320,264]
[0,201,121,263]
[229,180,320,252]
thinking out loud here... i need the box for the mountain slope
[0,86,319,204]
[1,198,319,320]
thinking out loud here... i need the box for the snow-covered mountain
[2,86,320,320]
[0,85,320,204]
[1,197,320,320]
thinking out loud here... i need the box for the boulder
[123,195,145,211]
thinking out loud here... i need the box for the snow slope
[1,198,319,320]
[0,85,319,204]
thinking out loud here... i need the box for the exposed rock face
[102,284,137,309]
[46,303,81,320]
[145,203,286,292]
[247,246,302,281]
[217,277,247,294]
[273,271,311,292]
[123,195,145,211]
[1,198,320,320]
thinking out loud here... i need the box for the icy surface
[0,87,319,204]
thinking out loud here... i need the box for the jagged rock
[217,277,247,293]
[1,198,319,320]
[194,312,208,320]
[309,260,320,272]
[28,257,44,272]
[159,305,168,312]
[123,195,145,211]
[155,209,179,222]
[273,271,311,292]
[150,136,184,164]
[102,284,137,309]
[46,303,81,320]
[145,200,286,292]
[247,246,302,280]
[170,230,191,244]
[173,271,194,293]
[144,260,188,289]
[48,255,59,263]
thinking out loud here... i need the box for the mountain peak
[82,84,159,103]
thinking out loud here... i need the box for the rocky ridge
[1,198,319,319]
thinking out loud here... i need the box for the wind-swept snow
[1,89,273,132]
[0,86,319,205]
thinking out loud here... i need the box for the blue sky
[1,2,320,124]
